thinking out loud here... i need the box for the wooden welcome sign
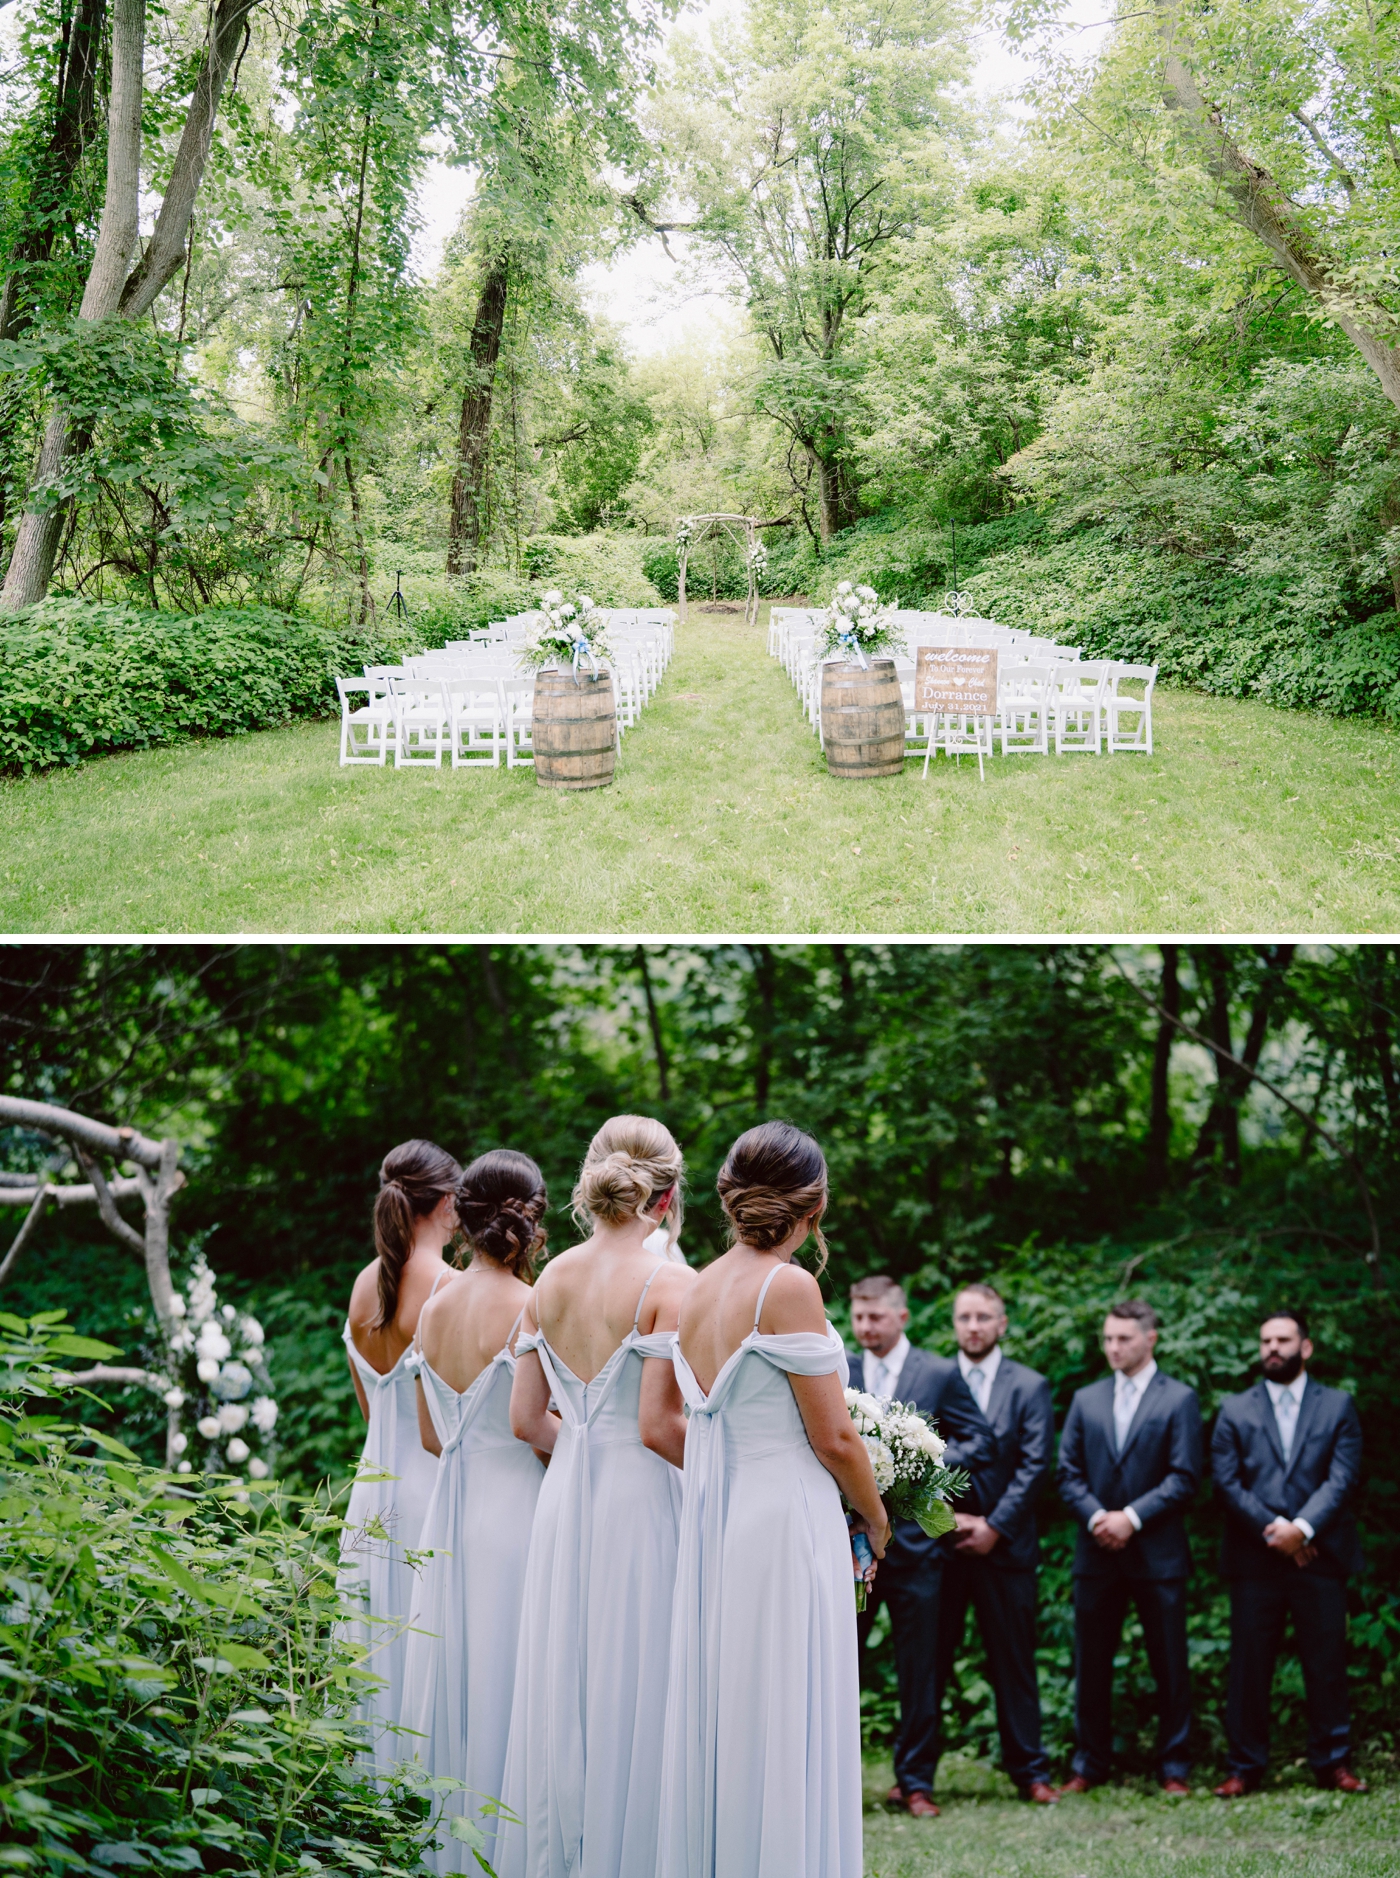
[914,646,999,715]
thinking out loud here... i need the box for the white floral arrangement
[819,581,902,666]
[844,1387,968,1607]
[520,589,614,675]
[675,516,694,549]
[747,538,768,585]
[161,1251,278,1489]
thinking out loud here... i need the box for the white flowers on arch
[163,1252,279,1484]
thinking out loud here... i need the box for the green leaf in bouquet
[912,1491,957,1540]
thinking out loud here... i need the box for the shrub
[0,600,426,772]
[0,1313,456,1876]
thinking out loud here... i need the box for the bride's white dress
[495,1268,683,1878]
[658,1267,862,1878]
[403,1312,544,1872]
[340,1320,441,1772]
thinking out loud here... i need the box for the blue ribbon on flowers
[838,630,869,670]
[570,635,598,684]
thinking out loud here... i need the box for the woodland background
[3,941,1397,1779]
[3,0,1400,750]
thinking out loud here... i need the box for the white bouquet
[520,590,614,675]
[844,1387,968,1608]
[819,581,902,666]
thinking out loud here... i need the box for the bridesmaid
[496,1115,694,1878]
[341,1138,461,1773]
[658,1122,890,1878]
[403,1150,552,1874]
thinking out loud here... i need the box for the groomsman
[937,1284,1057,1804]
[1056,1299,1203,1796]
[1212,1309,1366,1797]
[849,1275,995,1818]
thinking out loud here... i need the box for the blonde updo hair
[571,1114,685,1251]
[716,1120,829,1274]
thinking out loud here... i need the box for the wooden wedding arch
[676,513,763,627]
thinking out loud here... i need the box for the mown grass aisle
[2,607,1398,933]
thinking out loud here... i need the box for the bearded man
[1211,1309,1366,1797]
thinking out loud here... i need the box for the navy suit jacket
[963,1355,1053,1572]
[849,1343,996,1570]
[1057,1369,1203,1580]
[1212,1377,1363,1580]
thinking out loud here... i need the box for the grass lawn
[861,1754,1398,1877]
[2,606,1398,934]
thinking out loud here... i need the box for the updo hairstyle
[374,1139,463,1328]
[571,1114,685,1251]
[716,1121,829,1272]
[455,1148,548,1281]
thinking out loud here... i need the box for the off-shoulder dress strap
[504,1306,528,1355]
[752,1262,784,1333]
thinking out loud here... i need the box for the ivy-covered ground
[1,607,1398,934]
[861,1755,1397,1878]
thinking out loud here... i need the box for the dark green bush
[0,600,426,773]
[0,1314,456,1877]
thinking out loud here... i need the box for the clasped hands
[952,1512,1002,1556]
[1263,1516,1317,1568]
[1089,1509,1137,1551]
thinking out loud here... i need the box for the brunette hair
[851,1275,906,1310]
[456,1149,548,1281]
[717,1121,829,1272]
[956,1282,1005,1310]
[373,1139,462,1329]
[571,1115,685,1249]
[1261,1306,1310,1338]
[1106,1297,1160,1333]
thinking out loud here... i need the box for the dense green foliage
[0,1314,449,1876]
[0,601,427,772]
[3,943,1397,1779]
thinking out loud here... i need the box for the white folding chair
[391,677,449,768]
[1106,663,1157,753]
[337,675,395,765]
[498,676,534,768]
[998,663,1053,756]
[444,677,504,768]
[1053,661,1113,754]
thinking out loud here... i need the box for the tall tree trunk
[1146,942,1179,1191]
[0,0,259,611]
[1191,943,1294,1182]
[635,946,670,1102]
[1158,5,1400,413]
[446,254,510,577]
[749,943,776,1111]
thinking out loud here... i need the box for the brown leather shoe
[1022,1782,1059,1804]
[1161,1778,1191,1797]
[1055,1775,1098,1796]
[1317,1766,1368,1793]
[1213,1776,1257,1799]
[885,1785,904,1807]
[906,1791,941,1817]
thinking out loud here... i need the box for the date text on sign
[914,646,998,715]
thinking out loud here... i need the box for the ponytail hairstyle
[571,1114,685,1252]
[373,1139,463,1329]
[455,1149,549,1281]
[716,1121,829,1274]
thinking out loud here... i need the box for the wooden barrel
[821,659,905,779]
[532,668,617,790]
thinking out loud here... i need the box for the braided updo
[571,1114,685,1251]
[455,1149,548,1281]
[716,1120,829,1272]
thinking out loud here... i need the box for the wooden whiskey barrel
[532,668,617,790]
[821,659,905,779]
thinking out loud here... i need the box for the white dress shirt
[957,1343,1002,1417]
[864,1333,911,1401]
[1089,1359,1156,1535]
[1264,1371,1314,1541]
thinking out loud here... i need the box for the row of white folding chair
[337,673,535,769]
[898,662,1157,761]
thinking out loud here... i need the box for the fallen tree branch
[75,1146,147,1255]
[0,1174,144,1208]
[0,1180,49,1286]
[0,1096,167,1169]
